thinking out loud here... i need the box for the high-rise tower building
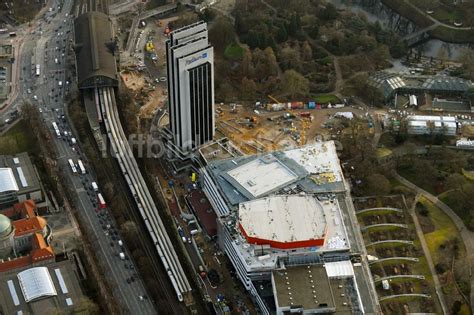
[166,21,215,153]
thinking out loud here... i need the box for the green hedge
[381,0,434,28]
[428,26,474,44]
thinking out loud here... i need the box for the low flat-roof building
[0,168,19,208]
[0,153,43,209]
[272,262,364,314]
[407,115,457,136]
[0,261,84,314]
[202,141,375,314]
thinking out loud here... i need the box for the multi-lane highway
[4,0,156,313]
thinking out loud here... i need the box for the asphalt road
[3,0,157,313]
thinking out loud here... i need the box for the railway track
[78,98,181,312]
[98,87,191,302]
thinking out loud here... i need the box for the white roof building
[0,168,19,193]
[17,267,57,302]
[238,195,349,250]
[227,158,298,198]
[407,115,457,136]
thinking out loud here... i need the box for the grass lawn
[376,147,392,159]
[224,42,244,60]
[418,195,465,261]
[313,94,339,104]
[461,168,474,181]
[431,7,463,24]
[428,26,474,44]
[0,120,37,155]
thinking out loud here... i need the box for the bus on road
[35,64,40,76]
[97,193,106,209]
[77,159,86,174]
[52,122,61,138]
[68,159,77,174]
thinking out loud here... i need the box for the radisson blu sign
[185,52,208,65]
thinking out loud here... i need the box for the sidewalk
[409,194,448,314]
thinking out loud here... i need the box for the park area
[416,196,471,314]
[354,195,441,314]
[396,147,474,231]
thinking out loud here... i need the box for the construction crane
[267,95,309,145]
[267,94,280,104]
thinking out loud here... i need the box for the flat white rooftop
[284,141,343,184]
[408,115,456,122]
[238,195,326,244]
[0,168,19,193]
[229,196,350,271]
[227,157,297,198]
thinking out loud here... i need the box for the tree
[216,82,235,102]
[244,30,261,49]
[234,12,246,35]
[366,174,391,195]
[280,46,301,70]
[308,24,319,39]
[209,17,235,51]
[301,41,313,61]
[263,47,279,77]
[319,3,338,21]
[240,77,257,99]
[445,173,467,192]
[276,24,288,43]
[240,47,254,78]
[288,13,298,36]
[280,69,309,98]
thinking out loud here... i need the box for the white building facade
[166,21,215,154]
